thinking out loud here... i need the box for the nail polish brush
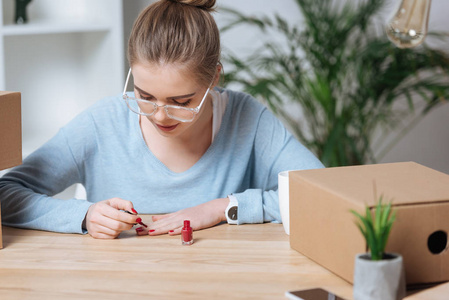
[123,209,148,227]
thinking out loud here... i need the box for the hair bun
[171,0,216,11]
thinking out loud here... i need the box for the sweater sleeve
[0,111,94,234]
[233,107,324,225]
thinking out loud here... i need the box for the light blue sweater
[0,88,324,234]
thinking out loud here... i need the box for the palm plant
[351,196,396,261]
[220,0,449,167]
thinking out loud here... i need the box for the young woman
[0,0,323,239]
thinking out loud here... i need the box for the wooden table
[0,217,355,300]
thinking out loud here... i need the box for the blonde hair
[127,0,220,87]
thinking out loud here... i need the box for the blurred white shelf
[0,0,125,156]
[2,21,111,36]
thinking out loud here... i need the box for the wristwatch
[225,194,238,225]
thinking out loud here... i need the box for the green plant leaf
[221,0,449,166]
[350,195,396,260]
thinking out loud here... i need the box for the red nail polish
[136,227,144,232]
[149,229,155,233]
[135,217,148,228]
[169,230,174,233]
[131,208,138,214]
[181,220,193,245]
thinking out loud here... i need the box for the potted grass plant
[220,0,449,167]
[351,197,406,300]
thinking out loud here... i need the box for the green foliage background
[221,0,449,167]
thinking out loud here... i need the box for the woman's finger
[152,213,172,222]
[168,227,183,236]
[100,202,139,225]
[100,213,135,232]
[135,226,148,236]
[149,218,183,235]
[89,223,119,239]
[106,198,135,214]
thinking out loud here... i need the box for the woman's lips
[156,124,179,132]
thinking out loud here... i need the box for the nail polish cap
[183,220,190,229]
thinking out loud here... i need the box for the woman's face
[131,63,214,138]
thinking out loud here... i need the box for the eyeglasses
[122,68,212,122]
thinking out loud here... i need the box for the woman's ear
[212,63,222,88]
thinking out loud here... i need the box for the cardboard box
[289,162,449,285]
[404,282,449,300]
[0,91,22,249]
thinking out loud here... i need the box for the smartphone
[285,288,348,300]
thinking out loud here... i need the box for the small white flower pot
[353,253,406,300]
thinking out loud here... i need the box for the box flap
[404,282,449,300]
[291,162,449,207]
[0,91,22,170]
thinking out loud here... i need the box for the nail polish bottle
[181,220,193,245]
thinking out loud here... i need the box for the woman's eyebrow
[169,92,196,100]
[134,85,153,97]
[134,85,196,100]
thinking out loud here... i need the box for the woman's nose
[152,105,168,122]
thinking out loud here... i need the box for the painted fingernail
[149,229,155,233]
[138,220,148,228]
[131,208,138,214]
[136,227,144,232]
[136,218,142,223]
[169,230,174,233]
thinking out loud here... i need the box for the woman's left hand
[136,198,229,236]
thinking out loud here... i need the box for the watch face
[227,206,238,220]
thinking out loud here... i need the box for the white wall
[215,0,449,174]
[123,0,449,174]
[122,0,153,78]
[215,0,302,58]
[378,0,449,174]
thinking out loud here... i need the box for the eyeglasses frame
[122,68,212,122]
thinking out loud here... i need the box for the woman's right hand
[84,198,139,239]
